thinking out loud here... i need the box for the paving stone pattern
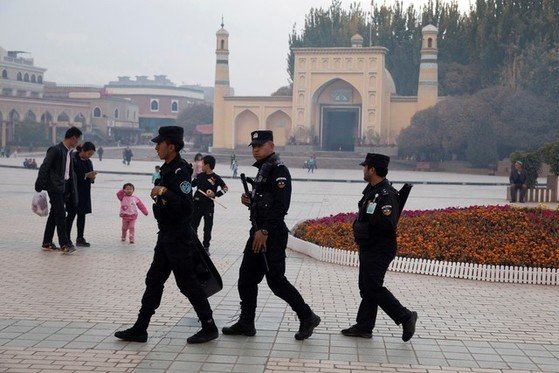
[0,156,557,372]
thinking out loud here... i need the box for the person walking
[116,183,149,244]
[114,126,218,344]
[66,142,97,247]
[97,146,104,161]
[342,153,418,341]
[222,130,321,340]
[34,126,82,254]
[191,155,229,255]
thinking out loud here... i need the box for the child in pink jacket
[117,183,148,244]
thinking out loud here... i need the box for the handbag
[32,191,49,217]
[191,229,223,297]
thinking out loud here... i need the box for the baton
[198,189,228,209]
[241,173,269,272]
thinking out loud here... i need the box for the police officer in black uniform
[222,130,321,340]
[114,126,218,344]
[342,153,418,341]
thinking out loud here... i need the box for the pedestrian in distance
[222,130,321,341]
[114,126,218,344]
[97,146,104,161]
[116,183,149,244]
[342,153,418,341]
[34,126,82,254]
[191,155,229,255]
[66,142,97,247]
[151,165,161,185]
[231,159,238,178]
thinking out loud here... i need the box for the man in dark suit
[509,160,528,203]
[35,126,82,254]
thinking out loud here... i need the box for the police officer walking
[114,126,218,344]
[342,153,418,341]
[222,130,321,340]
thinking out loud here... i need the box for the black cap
[151,126,184,144]
[359,153,390,168]
[249,130,273,146]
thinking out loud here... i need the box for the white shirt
[64,145,72,181]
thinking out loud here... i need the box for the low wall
[288,235,558,285]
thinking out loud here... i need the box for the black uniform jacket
[250,153,291,232]
[35,142,73,194]
[72,152,94,214]
[353,179,400,250]
[153,154,194,242]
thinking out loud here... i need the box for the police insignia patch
[180,181,192,194]
[276,176,287,189]
[381,205,392,216]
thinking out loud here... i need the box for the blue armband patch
[180,181,192,194]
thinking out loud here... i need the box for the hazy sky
[0,0,471,96]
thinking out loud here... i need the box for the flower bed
[292,206,559,269]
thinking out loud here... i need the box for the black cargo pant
[238,226,312,322]
[356,245,411,332]
[191,201,214,248]
[135,238,213,330]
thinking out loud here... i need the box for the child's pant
[122,218,137,242]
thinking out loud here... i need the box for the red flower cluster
[292,205,559,268]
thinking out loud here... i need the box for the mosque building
[212,23,439,152]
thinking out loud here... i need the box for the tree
[539,141,559,176]
[271,84,293,96]
[175,103,213,139]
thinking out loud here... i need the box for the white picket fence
[288,235,558,285]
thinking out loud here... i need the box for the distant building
[0,47,91,147]
[105,75,204,133]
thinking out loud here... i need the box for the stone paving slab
[0,160,557,372]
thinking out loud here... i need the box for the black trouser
[510,184,527,202]
[135,240,213,330]
[66,205,86,240]
[356,247,410,332]
[191,201,214,248]
[42,190,71,247]
[238,227,312,322]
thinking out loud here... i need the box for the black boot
[341,324,372,339]
[114,327,148,342]
[222,318,256,336]
[187,319,219,344]
[76,238,91,247]
[295,312,321,340]
[401,311,418,342]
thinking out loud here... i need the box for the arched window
[37,75,43,84]
[221,40,225,49]
[93,107,102,117]
[171,101,178,112]
[1,70,7,79]
[150,99,159,111]
[114,108,119,118]
[428,38,433,48]
[24,73,29,82]
[17,72,22,81]
[31,74,36,83]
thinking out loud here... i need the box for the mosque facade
[212,24,439,151]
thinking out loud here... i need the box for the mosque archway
[234,110,259,147]
[266,110,292,147]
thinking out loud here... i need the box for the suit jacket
[35,143,77,202]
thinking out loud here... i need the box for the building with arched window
[212,24,440,151]
[0,47,45,98]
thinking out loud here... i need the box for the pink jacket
[117,190,149,220]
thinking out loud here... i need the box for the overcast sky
[0,0,471,96]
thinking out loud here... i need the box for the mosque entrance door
[321,107,359,151]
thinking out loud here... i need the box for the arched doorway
[234,110,259,147]
[266,110,292,146]
[312,78,362,151]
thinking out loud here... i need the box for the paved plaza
[0,153,558,373]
